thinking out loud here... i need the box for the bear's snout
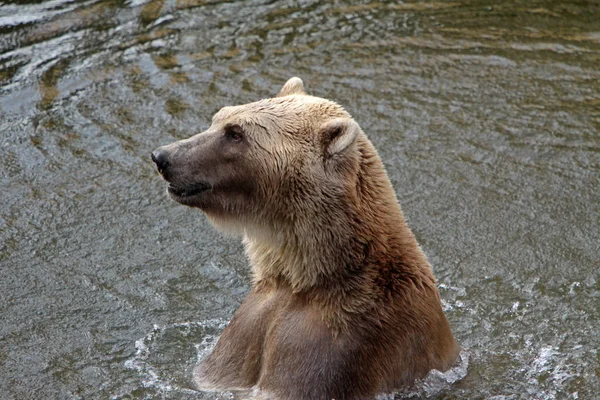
[151,148,170,175]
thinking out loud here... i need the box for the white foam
[378,349,470,399]
[422,350,470,396]
[523,345,578,399]
[120,319,228,398]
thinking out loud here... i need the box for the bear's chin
[166,183,210,205]
[167,182,211,198]
[166,190,248,236]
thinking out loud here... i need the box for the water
[0,0,598,398]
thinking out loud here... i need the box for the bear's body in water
[152,77,459,400]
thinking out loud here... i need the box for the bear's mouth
[168,182,211,198]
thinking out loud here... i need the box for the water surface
[1,0,599,399]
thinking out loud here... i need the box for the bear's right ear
[319,117,361,158]
[277,77,306,97]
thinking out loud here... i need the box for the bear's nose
[151,148,169,174]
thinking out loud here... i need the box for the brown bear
[151,77,460,400]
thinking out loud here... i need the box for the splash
[377,349,470,399]
[523,345,578,400]
[421,349,470,396]
[120,319,229,398]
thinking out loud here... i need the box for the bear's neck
[243,140,435,320]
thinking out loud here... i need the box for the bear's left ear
[319,117,361,157]
[277,77,306,97]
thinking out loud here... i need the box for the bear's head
[152,77,366,235]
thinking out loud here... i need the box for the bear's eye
[224,124,244,143]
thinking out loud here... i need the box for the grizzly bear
[151,77,460,399]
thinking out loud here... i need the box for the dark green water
[0,1,598,399]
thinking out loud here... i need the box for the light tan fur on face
[218,90,417,302]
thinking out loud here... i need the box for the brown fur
[152,78,460,399]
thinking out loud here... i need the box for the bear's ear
[277,77,306,97]
[319,117,361,157]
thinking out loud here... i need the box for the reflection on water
[1,0,599,399]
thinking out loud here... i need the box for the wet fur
[154,78,459,399]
